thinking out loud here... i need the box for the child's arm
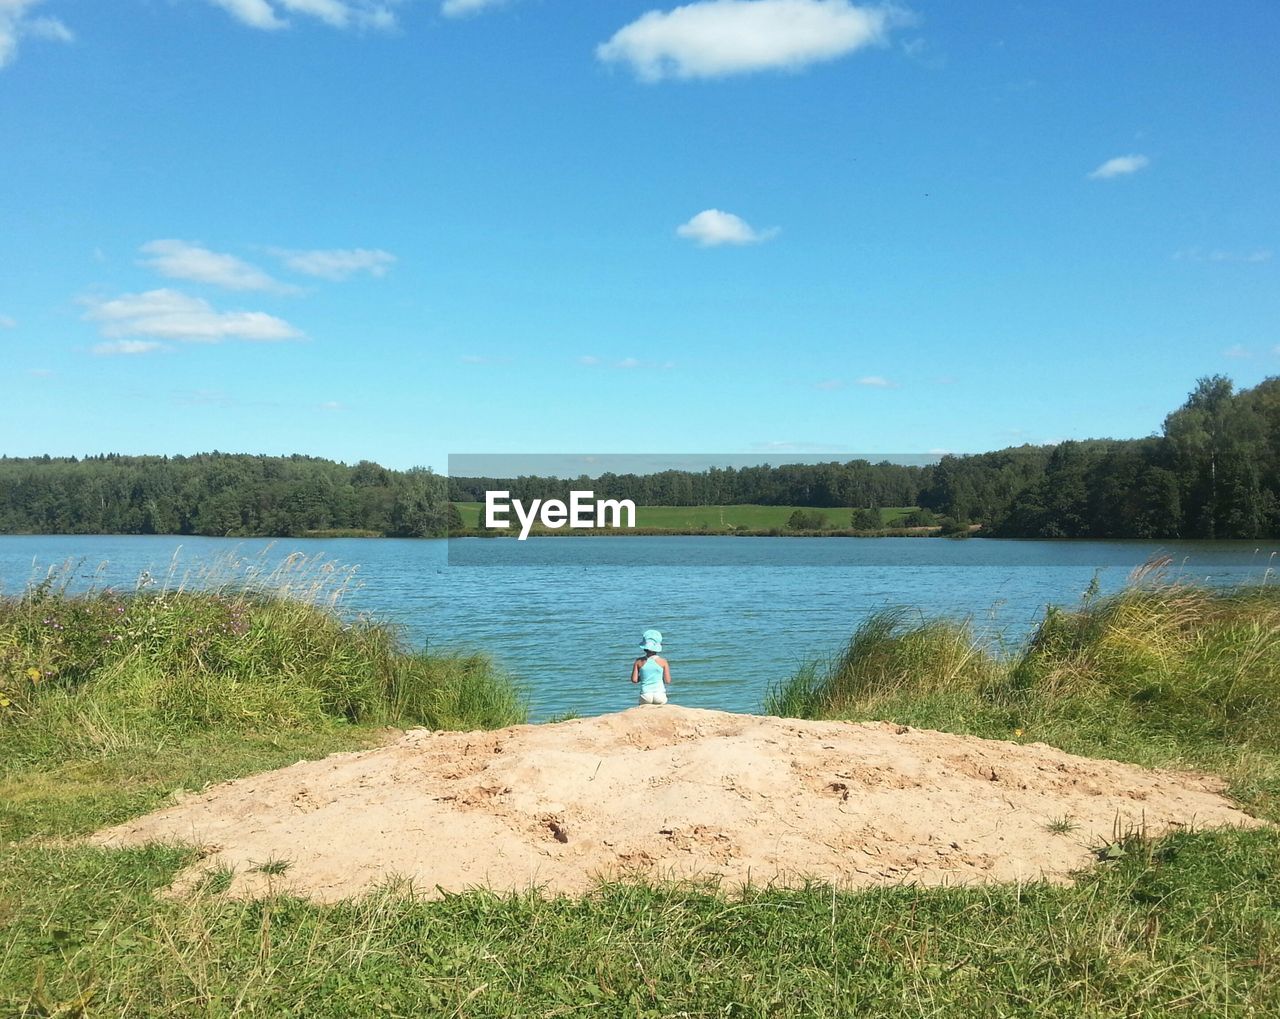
[630,658,640,684]
[662,657,672,685]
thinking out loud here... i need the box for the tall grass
[766,608,997,720]
[766,565,1280,819]
[0,558,525,840]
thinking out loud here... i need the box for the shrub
[850,507,881,530]
[786,509,827,531]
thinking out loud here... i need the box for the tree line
[0,454,453,538]
[1,376,1276,539]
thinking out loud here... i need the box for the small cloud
[319,400,345,411]
[0,314,15,329]
[441,0,508,16]
[677,209,777,247]
[1088,154,1149,180]
[140,239,293,293]
[1176,247,1273,264]
[0,0,74,70]
[269,246,396,280]
[459,354,512,365]
[814,379,845,391]
[1223,344,1252,359]
[206,0,398,30]
[93,340,168,356]
[856,375,898,388]
[28,368,55,377]
[208,0,288,30]
[171,389,285,409]
[83,289,304,344]
[749,440,841,453]
[900,35,944,68]
[597,0,911,82]
[933,374,956,384]
[579,354,672,370]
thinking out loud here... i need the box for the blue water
[2,535,1276,721]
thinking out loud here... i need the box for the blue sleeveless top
[638,657,665,693]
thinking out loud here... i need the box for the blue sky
[2,0,1277,471]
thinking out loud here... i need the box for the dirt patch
[92,706,1263,901]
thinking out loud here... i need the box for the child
[631,628,672,705]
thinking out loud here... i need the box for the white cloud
[441,0,507,16]
[597,0,908,81]
[1223,344,1252,359]
[460,354,513,364]
[319,400,345,411]
[140,239,292,293]
[1176,247,1273,264]
[0,0,73,69]
[0,313,15,329]
[814,379,845,391]
[269,247,397,280]
[580,354,673,369]
[206,0,399,31]
[83,289,303,344]
[93,340,168,356]
[208,0,287,29]
[856,375,898,388]
[1088,154,1149,180]
[676,208,777,246]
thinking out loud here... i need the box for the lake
[2,535,1276,721]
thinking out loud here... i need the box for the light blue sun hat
[640,629,663,652]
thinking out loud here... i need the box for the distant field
[455,503,918,531]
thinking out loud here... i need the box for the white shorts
[639,688,668,705]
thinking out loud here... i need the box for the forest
[1,376,1276,540]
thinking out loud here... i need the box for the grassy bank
[765,571,1280,820]
[0,575,525,842]
[3,568,1278,1016]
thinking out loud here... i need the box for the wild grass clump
[1005,582,1280,751]
[765,608,999,721]
[0,563,526,839]
[767,566,1280,819]
[0,588,524,750]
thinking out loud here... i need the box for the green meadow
[454,502,920,532]
[2,565,1278,1016]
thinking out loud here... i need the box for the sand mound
[94,707,1263,901]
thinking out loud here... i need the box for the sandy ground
[94,706,1263,901]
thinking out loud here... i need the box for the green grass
[765,575,1280,822]
[0,571,525,842]
[3,830,1278,1017]
[4,566,1280,1016]
[454,502,920,533]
